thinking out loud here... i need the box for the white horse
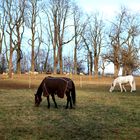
[109,75,136,92]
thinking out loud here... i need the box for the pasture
[0,74,140,140]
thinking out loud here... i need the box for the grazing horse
[109,75,136,92]
[35,76,76,109]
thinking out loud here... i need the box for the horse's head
[109,83,114,92]
[35,94,42,107]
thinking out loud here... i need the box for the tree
[106,7,140,76]
[121,10,140,74]
[72,4,86,74]
[44,0,74,74]
[14,0,26,74]
[1,0,27,77]
[82,13,105,77]
[3,0,19,78]
[42,38,51,72]
[63,56,73,73]
[81,34,93,75]
[121,44,140,75]
[90,14,105,77]
[0,1,6,73]
[25,0,42,72]
[0,9,5,54]
[99,56,109,76]
[0,54,7,73]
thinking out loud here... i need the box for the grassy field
[0,75,140,140]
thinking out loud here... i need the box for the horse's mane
[36,78,45,96]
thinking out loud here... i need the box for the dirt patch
[0,79,38,89]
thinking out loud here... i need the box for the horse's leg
[51,94,58,108]
[129,82,133,92]
[65,95,69,109]
[66,92,72,109]
[122,85,126,92]
[132,80,136,91]
[47,96,50,108]
[119,83,123,92]
[69,93,73,109]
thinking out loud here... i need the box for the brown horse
[35,76,76,109]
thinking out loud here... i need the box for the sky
[76,0,140,19]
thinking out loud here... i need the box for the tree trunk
[74,47,77,74]
[9,49,13,78]
[16,26,22,74]
[101,62,105,76]
[0,33,2,54]
[114,63,120,77]
[53,47,57,74]
[16,47,21,74]
[89,51,93,76]
[94,56,98,78]
[16,36,21,74]
[59,47,63,74]
[31,32,35,72]
[53,14,58,74]
[9,35,14,78]
[44,50,49,72]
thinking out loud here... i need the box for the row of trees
[0,0,140,78]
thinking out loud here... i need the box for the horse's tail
[71,81,76,106]
[132,78,136,91]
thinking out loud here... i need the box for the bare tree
[72,4,86,75]
[0,6,6,54]
[25,0,42,72]
[44,0,74,74]
[81,34,93,75]
[105,7,140,76]
[0,2,5,58]
[21,52,30,72]
[14,0,26,74]
[0,1,6,73]
[42,39,51,72]
[3,0,20,78]
[0,15,3,54]
[99,56,110,76]
[82,13,105,77]
[91,14,105,77]
[63,56,73,73]
[55,0,74,74]
[39,11,52,72]
[121,11,140,74]
[1,0,27,77]
[43,0,58,74]
[121,48,140,75]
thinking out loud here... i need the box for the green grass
[0,87,140,140]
